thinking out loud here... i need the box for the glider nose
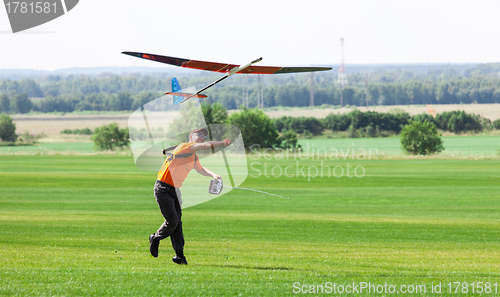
[252,57,263,64]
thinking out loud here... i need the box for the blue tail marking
[172,77,183,104]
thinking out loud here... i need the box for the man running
[149,128,231,264]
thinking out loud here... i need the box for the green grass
[1,155,500,296]
[299,136,500,156]
[0,142,95,154]
[1,135,498,157]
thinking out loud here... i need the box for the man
[149,128,232,265]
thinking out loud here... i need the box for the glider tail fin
[171,77,183,104]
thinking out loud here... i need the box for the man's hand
[223,138,232,146]
[212,174,221,180]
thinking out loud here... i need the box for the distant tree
[0,113,17,142]
[39,95,73,113]
[400,120,444,155]
[79,79,100,94]
[19,79,43,97]
[275,85,309,107]
[367,84,379,105]
[131,92,161,110]
[378,84,395,105]
[74,93,106,111]
[205,86,243,110]
[227,107,278,150]
[341,87,356,105]
[12,93,32,114]
[108,92,132,111]
[46,75,61,82]
[91,123,129,150]
[0,93,10,113]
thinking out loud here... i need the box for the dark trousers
[153,180,184,251]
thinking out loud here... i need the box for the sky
[1,0,499,71]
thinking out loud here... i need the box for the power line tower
[338,37,347,107]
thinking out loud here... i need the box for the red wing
[122,52,332,74]
[183,60,239,73]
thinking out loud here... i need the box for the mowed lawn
[1,136,499,156]
[1,155,500,296]
[298,136,500,156]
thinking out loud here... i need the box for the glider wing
[122,52,332,74]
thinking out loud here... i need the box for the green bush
[61,128,93,135]
[91,123,129,151]
[275,116,324,135]
[411,113,435,123]
[0,113,17,142]
[365,125,376,137]
[400,121,444,155]
[323,110,410,133]
[323,113,351,131]
[492,119,500,130]
[276,129,299,149]
[434,111,483,133]
[17,130,43,144]
[227,107,278,150]
[412,111,486,133]
[302,129,313,139]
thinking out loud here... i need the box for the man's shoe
[149,234,159,258]
[172,255,187,265]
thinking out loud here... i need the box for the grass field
[1,154,500,296]
[0,142,95,154]
[1,136,498,158]
[298,136,500,157]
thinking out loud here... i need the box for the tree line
[1,67,500,113]
[276,109,497,137]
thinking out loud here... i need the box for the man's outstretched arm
[190,139,231,152]
[197,167,221,179]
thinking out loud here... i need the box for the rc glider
[122,52,332,103]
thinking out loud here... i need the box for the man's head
[189,128,208,143]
